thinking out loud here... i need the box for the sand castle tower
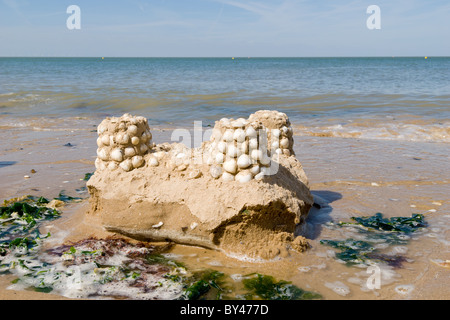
[95,113,153,172]
[206,110,295,183]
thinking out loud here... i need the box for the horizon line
[0,55,446,59]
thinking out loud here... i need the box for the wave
[293,120,450,143]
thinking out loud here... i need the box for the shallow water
[0,116,448,300]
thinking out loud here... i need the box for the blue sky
[0,0,449,57]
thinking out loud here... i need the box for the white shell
[251,149,263,161]
[271,141,280,150]
[152,222,164,229]
[215,152,225,164]
[210,166,222,179]
[237,154,251,169]
[254,172,265,181]
[275,148,283,155]
[217,141,227,154]
[283,149,291,156]
[108,161,118,171]
[132,156,144,168]
[111,149,124,162]
[97,124,106,135]
[223,159,237,174]
[287,127,293,136]
[231,120,245,128]
[140,144,149,154]
[128,125,138,136]
[233,129,246,142]
[281,126,289,134]
[188,169,202,179]
[249,138,258,150]
[97,148,109,161]
[250,165,260,175]
[101,134,110,146]
[280,138,290,149]
[246,127,257,138]
[149,157,159,167]
[119,122,127,130]
[131,136,140,145]
[190,222,198,230]
[120,159,133,172]
[239,141,249,154]
[117,133,130,145]
[220,119,231,128]
[124,147,136,158]
[211,129,222,142]
[271,129,281,138]
[96,137,103,148]
[237,118,248,125]
[260,166,272,176]
[222,172,235,182]
[236,171,253,183]
[141,132,148,143]
[226,144,239,158]
[223,129,234,142]
[95,158,106,170]
[259,155,271,166]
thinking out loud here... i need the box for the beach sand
[0,115,448,300]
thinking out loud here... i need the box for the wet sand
[0,115,448,300]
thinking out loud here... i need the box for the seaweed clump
[341,213,426,234]
[176,272,322,301]
[321,213,427,267]
[240,273,322,300]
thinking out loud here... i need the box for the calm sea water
[1,57,449,142]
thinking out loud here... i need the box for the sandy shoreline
[0,115,448,300]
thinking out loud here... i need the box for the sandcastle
[87,110,313,260]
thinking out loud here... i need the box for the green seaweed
[320,239,376,265]
[0,196,60,236]
[241,273,322,300]
[341,213,426,233]
[180,270,226,300]
[83,173,94,181]
[321,213,427,267]
[54,191,82,203]
[146,254,185,268]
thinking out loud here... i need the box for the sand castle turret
[95,113,153,172]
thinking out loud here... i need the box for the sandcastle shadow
[295,190,342,240]
[0,161,17,168]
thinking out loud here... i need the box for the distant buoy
[232,57,235,60]
[102,57,105,60]
[424,56,428,59]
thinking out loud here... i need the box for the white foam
[395,284,414,295]
[324,281,351,296]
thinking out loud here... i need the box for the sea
[1,57,449,143]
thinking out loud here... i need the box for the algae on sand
[240,273,322,300]
[321,213,428,267]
